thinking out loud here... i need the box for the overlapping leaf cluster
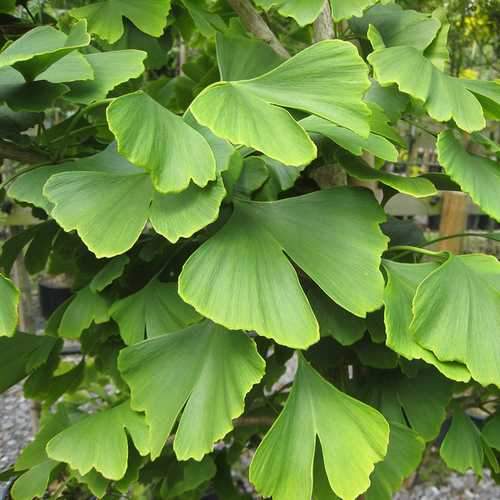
[0,0,499,499]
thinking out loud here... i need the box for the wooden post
[438,192,468,253]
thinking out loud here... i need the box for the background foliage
[0,0,499,499]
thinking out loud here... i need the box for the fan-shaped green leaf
[216,32,283,81]
[365,423,425,500]
[440,410,484,475]
[412,254,500,388]
[110,279,200,345]
[107,91,216,193]
[41,147,224,257]
[34,51,94,83]
[0,273,19,337]
[482,416,500,451]
[191,83,316,166]
[464,80,500,120]
[71,0,171,43]
[150,177,226,242]
[253,0,324,26]
[249,356,389,500]
[437,130,500,221]
[339,154,437,198]
[45,168,153,258]
[0,333,57,393]
[307,285,366,346]
[180,188,387,349]
[301,115,398,161]
[330,0,378,21]
[191,41,371,165]
[0,21,90,81]
[64,50,147,104]
[352,4,440,50]
[90,255,130,293]
[368,43,486,133]
[118,320,265,460]
[382,259,470,382]
[58,287,109,339]
[47,401,149,480]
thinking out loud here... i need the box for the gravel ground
[2,386,500,499]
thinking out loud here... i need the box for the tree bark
[313,1,334,42]
[0,139,48,165]
[226,0,290,58]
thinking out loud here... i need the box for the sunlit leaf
[382,259,471,382]
[412,254,500,388]
[118,320,265,459]
[0,21,90,80]
[47,401,149,480]
[71,0,171,43]
[0,273,19,337]
[39,146,224,257]
[191,41,371,165]
[58,287,109,339]
[365,423,425,500]
[440,410,484,475]
[65,50,147,104]
[110,279,200,345]
[107,91,216,193]
[369,38,486,132]
[301,115,398,161]
[249,356,389,500]
[180,188,387,348]
[437,130,500,221]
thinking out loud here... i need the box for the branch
[234,415,275,427]
[226,0,290,58]
[0,139,49,165]
[313,1,334,42]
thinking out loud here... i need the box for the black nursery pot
[39,282,71,320]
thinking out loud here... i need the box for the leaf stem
[386,245,448,258]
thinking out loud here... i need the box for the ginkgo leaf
[11,408,70,500]
[382,259,471,382]
[301,115,398,161]
[39,146,225,257]
[351,3,440,50]
[482,415,500,451]
[107,91,216,193]
[58,287,109,339]
[368,41,486,133]
[110,279,200,345]
[118,320,265,460]
[464,80,500,120]
[90,255,130,293]
[249,356,389,500]
[253,0,324,26]
[64,50,147,104]
[338,154,437,198]
[440,410,484,476]
[0,21,90,81]
[412,254,500,388]
[0,66,70,112]
[71,0,171,43]
[365,423,425,500]
[34,51,94,83]
[191,41,371,165]
[0,333,58,393]
[150,177,226,242]
[330,0,378,21]
[47,401,149,480]
[307,285,366,346]
[191,83,316,166]
[179,188,387,349]
[216,32,283,81]
[437,130,500,221]
[0,273,19,337]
